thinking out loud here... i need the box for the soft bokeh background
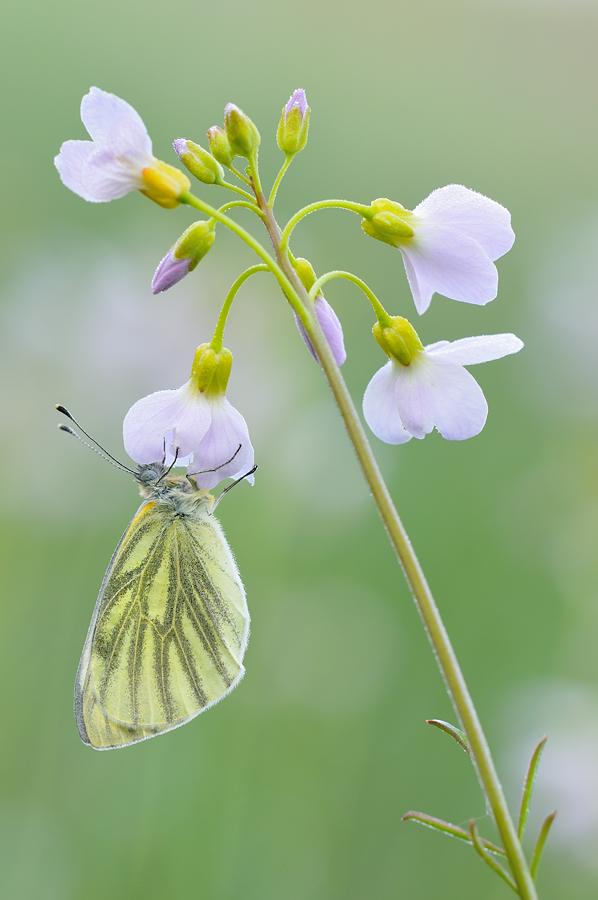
[1,0,598,897]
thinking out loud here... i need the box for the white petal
[81,87,153,158]
[190,397,255,490]
[363,361,412,444]
[81,147,147,200]
[54,140,98,201]
[400,224,498,312]
[413,184,515,260]
[123,384,211,464]
[426,333,524,366]
[396,355,488,441]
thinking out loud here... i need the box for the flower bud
[373,316,423,365]
[361,198,415,247]
[277,89,310,155]
[207,126,234,167]
[173,139,224,185]
[223,103,261,158]
[152,220,216,293]
[189,343,233,395]
[292,257,317,292]
[140,160,191,209]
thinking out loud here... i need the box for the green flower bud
[223,103,261,158]
[361,198,415,247]
[173,139,223,184]
[207,126,235,167]
[277,89,310,155]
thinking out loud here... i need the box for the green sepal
[361,198,415,246]
[174,220,216,269]
[373,316,423,365]
[189,343,232,395]
[292,257,317,293]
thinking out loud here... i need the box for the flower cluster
[55,87,522,489]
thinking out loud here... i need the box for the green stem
[219,199,264,217]
[279,199,373,254]
[247,151,264,207]
[309,270,392,326]
[179,191,310,329]
[268,153,293,207]
[210,265,269,352]
[214,177,255,202]
[258,207,539,900]
[228,164,252,185]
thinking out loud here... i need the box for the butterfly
[58,407,251,750]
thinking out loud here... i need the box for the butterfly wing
[75,496,249,749]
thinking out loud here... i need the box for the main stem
[258,200,538,899]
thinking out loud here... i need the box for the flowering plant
[55,87,552,897]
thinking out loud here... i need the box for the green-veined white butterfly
[58,406,252,750]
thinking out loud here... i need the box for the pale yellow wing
[75,498,249,750]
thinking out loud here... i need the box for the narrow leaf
[426,719,470,755]
[402,810,506,856]
[530,811,557,881]
[518,736,548,840]
[469,821,518,893]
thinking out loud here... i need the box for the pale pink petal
[362,361,412,444]
[414,184,515,261]
[400,224,498,313]
[123,385,211,464]
[81,147,146,200]
[54,140,98,201]
[152,250,193,293]
[294,296,346,366]
[315,296,346,365]
[190,397,255,490]
[396,355,488,440]
[426,333,524,366]
[81,87,153,158]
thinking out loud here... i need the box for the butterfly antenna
[56,405,135,475]
[212,465,258,512]
[188,444,242,478]
[155,447,180,484]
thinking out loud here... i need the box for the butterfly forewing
[75,476,249,750]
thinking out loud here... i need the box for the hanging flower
[123,344,254,490]
[361,185,515,314]
[363,318,523,443]
[294,295,347,366]
[54,87,190,208]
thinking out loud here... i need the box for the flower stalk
[254,196,539,900]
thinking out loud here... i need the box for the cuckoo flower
[363,317,523,443]
[362,185,515,314]
[123,344,254,490]
[55,87,190,208]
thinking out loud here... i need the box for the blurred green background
[2,0,598,897]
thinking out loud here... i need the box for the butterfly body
[75,463,249,750]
